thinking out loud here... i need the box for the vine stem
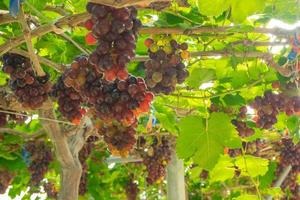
[18,6,45,77]
[241,148,262,199]
[169,79,263,100]
[0,128,45,140]
[10,48,64,72]
[0,109,76,126]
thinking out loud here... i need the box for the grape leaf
[176,116,204,159]
[192,113,241,170]
[196,0,230,16]
[210,155,235,182]
[235,155,269,177]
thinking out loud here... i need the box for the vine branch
[10,49,64,72]
[18,6,45,76]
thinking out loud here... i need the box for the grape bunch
[78,136,98,195]
[51,76,84,124]
[43,182,58,199]
[275,138,300,199]
[61,56,91,91]
[99,122,136,157]
[231,120,255,138]
[86,3,141,81]
[2,53,51,109]
[24,141,53,186]
[251,91,300,129]
[82,74,153,126]
[144,36,189,94]
[0,113,7,127]
[0,110,26,127]
[141,137,172,184]
[0,170,14,194]
[125,176,139,200]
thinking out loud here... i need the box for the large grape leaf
[186,68,216,89]
[230,0,266,23]
[192,113,241,170]
[196,0,230,16]
[176,116,204,159]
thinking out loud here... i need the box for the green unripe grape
[163,46,173,54]
[150,44,159,53]
[152,72,163,83]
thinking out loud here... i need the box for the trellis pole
[167,152,186,200]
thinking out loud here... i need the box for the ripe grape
[0,170,14,194]
[43,182,58,199]
[144,36,189,94]
[24,141,53,186]
[99,122,136,156]
[125,176,139,200]
[140,136,172,184]
[86,3,141,81]
[2,53,51,109]
[251,91,300,129]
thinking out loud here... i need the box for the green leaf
[196,0,230,16]
[189,166,202,180]
[234,194,259,200]
[230,0,266,23]
[287,115,300,133]
[210,155,235,182]
[176,116,204,159]
[187,68,216,89]
[193,113,241,170]
[223,94,245,106]
[259,162,277,188]
[235,155,269,177]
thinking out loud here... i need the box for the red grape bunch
[275,138,300,199]
[125,176,139,200]
[61,56,91,91]
[24,141,53,186]
[98,122,136,157]
[78,136,98,195]
[231,119,255,138]
[251,91,300,129]
[82,74,153,126]
[141,137,172,184]
[144,36,189,94]
[51,76,84,124]
[2,53,51,109]
[0,170,14,194]
[43,182,58,199]
[0,110,25,127]
[85,3,142,81]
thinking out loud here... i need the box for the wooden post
[167,152,186,200]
